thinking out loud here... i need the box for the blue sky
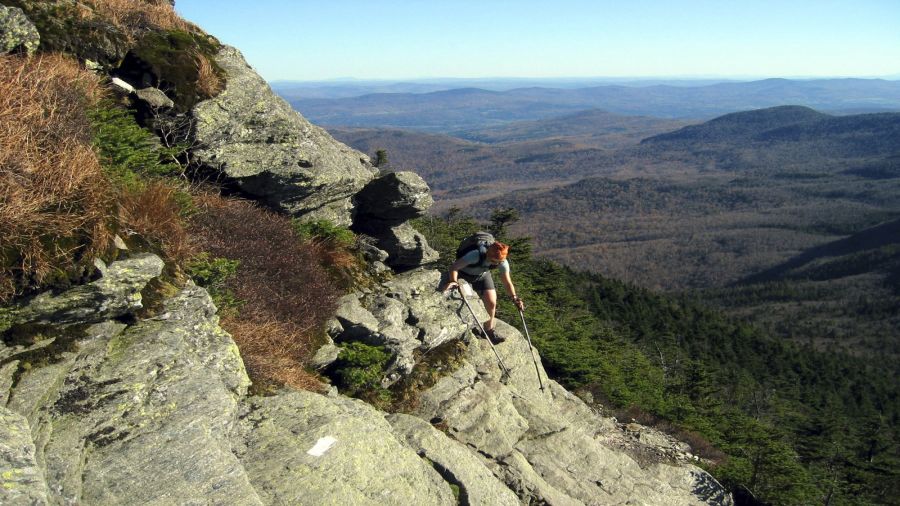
[175,0,900,81]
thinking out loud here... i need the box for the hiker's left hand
[514,296,525,311]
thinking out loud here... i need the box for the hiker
[441,232,525,342]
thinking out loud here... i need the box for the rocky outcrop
[0,5,40,56]
[1,253,733,505]
[332,269,735,505]
[330,270,469,377]
[353,171,439,269]
[190,46,437,267]
[1,253,164,332]
[4,0,130,66]
[191,45,376,226]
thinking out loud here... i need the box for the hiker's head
[487,242,509,264]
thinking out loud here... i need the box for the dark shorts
[459,270,495,294]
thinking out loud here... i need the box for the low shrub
[331,342,393,407]
[190,193,344,391]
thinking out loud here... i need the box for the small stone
[111,77,135,94]
[113,235,129,250]
[135,87,175,109]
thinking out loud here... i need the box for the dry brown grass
[190,193,341,392]
[192,50,223,97]
[0,54,110,302]
[118,179,193,263]
[221,316,327,393]
[86,0,195,39]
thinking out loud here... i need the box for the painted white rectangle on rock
[306,436,337,457]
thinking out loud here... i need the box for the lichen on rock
[0,5,40,55]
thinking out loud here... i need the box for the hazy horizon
[269,75,900,85]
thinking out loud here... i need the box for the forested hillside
[332,105,900,365]
[415,211,900,506]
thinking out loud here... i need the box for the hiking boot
[474,327,505,343]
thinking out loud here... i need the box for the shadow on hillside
[737,217,900,285]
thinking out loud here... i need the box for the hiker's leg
[482,289,497,330]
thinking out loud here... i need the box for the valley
[308,90,900,359]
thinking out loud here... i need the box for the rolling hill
[287,78,900,132]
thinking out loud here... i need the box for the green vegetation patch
[184,253,241,314]
[292,219,356,247]
[90,101,183,184]
[329,342,393,408]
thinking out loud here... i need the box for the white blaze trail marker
[307,436,337,457]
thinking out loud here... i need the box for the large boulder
[3,282,259,505]
[356,222,439,270]
[352,171,439,269]
[2,253,164,331]
[192,45,376,226]
[231,391,455,505]
[0,5,40,55]
[354,171,434,223]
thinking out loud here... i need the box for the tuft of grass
[118,179,194,263]
[192,49,224,97]
[85,0,196,41]
[221,316,328,394]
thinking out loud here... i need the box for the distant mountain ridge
[642,107,900,159]
[642,106,829,143]
[284,78,900,133]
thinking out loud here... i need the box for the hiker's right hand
[514,296,525,311]
[443,281,459,292]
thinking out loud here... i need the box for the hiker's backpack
[455,231,496,268]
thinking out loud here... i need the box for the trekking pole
[457,285,510,380]
[518,308,545,392]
